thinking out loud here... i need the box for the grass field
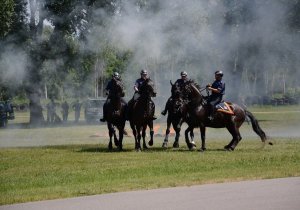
[0,105,300,205]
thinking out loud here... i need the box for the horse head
[111,78,125,98]
[183,80,203,104]
[139,78,156,98]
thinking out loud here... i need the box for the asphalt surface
[1,177,299,210]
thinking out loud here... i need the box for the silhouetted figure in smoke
[61,101,69,122]
[72,99,81,123]
[47,98,56,123]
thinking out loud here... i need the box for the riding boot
[208,105,214,120]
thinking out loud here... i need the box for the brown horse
[103,78,127,151]
[128,78,156,151]
[162,81,196,149]
[182,81,272,151]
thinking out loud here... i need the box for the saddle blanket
[215,102,234,115]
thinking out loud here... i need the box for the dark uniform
[73,100,81,123]
[161,71,189,116]
[207,71,225,119]
[61,101,69,122]
[128,69,156,120]
[100,72,126,122]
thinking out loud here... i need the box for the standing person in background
[73,99,81,123]
[61,100,69,122]
[47,98,56,123]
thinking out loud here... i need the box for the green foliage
[0,0,15,38]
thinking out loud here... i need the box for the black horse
[128,78,156,151]
[103,78,127,151]
[182,81,272,151]
[162,81,196,149]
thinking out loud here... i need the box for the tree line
[0,0,299,124]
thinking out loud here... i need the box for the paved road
[1,177,300,210]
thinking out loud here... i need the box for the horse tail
[244,110,267,142]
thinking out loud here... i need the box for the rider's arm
[134,80,139,92]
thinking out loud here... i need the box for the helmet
[180,71,187,77]
[215,70,223,76]
[113,72,120,78]
[140,69,148,75]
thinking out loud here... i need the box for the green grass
[0,105,300,205]
[1,140,300,205]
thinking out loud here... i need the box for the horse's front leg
[130,122,139,151]
[185,126,194,150]
[148,121,154,146]
[142,124,148,149]
[136,125,142,151]
[107,123,114,150]
[117,124,125,151]
[172,120,181,148]
[162,116,171,148]
[113,126,119,147]
[199,126,206,152]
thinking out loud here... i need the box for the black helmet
[140,69,148,75]
[180,71,187,77]
[215,70,223,76]
[113,72,120,78]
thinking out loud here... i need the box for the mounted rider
[128,69,157,120]
[206,70,225,120]
[161,71,189,116]
[100,72,125,122]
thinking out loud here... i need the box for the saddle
[215,102,234,115]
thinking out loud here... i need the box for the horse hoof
[136,148,141,152]
[189,146,196,151]
[173,141,179,148]
[199,148,206,152]
[162,142,168,148]
[148,140,153,146]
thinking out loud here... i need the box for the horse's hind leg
[224,124,239,151]
[199,126,206,151]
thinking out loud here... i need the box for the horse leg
[230,127,242,150]
[148,121,154,146]
[224,123,239,151]
[142,124,148,149]
[107,123,113,150]
[162,116,171,148]
[118,125,124,151]
[172,121,180,148]
[189,129,196,149]
[113,126,119,147]
[200,126,206,152]
[130,122,139,151]
[184,126,193,150]
[136,126,142,151]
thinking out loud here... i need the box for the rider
[100,72,125,122]
[129,69,157,120]
[161,71,189,116]
[206,70,225,120]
